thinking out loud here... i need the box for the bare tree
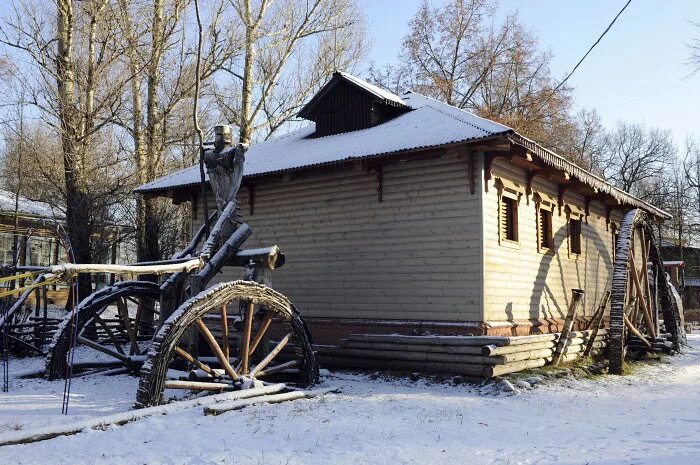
[0,0,134,299]
[369,0,572,150]
[116,0,242,262]
[688,21,700,75]
[560,108,606,175]
[601,122,675,199]
[215,0,367,144]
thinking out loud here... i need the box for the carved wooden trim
[557,185,568,216]
[584,196,592,223]
[483,153,498,193]
[525,171,537,204]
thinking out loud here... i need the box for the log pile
[317,329,608,378]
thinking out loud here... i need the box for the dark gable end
[298,72,410,137]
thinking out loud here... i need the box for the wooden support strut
[623,314,652,348]
[552,289,584,365]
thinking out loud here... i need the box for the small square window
[539,208,553,250]
[570,218,582,255]
[500,196,518,242]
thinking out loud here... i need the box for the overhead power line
[551,0,633,96]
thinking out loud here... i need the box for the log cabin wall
[481,156,625,335]
[193,148,485,344]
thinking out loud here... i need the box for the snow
[335,71,407,107]
[135,92,511,193]
[1,336,700,464]
[0,189,62,219]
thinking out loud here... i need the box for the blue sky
[364,0,700,147]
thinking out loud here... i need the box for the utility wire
[549,0,632,98]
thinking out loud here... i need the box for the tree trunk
[137,0,165,263]
[57,0,92,302]
[239,0,255,145]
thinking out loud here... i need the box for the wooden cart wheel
[608,209,686,374]
[45,281,161,379]
[135,280,318,408]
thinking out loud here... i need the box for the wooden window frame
[611,222,619,262]
[495,178,523,248]
[537,203,554,253]
[566,206,584,258]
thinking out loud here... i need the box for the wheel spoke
[77,335,132,364]
[249,316,272,356]
[92,314,126,355]
[174,346,216,377]
[250,332,292,378]
[629,253,656,338]
[241,301,255,375]
[195,318,239,381]
[257,360,300,378]
[220,304,229,361]
[116,297,139,355]
[133,297,144,347]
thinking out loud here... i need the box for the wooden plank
[320,354,490,377]
[204,387,339,416]
[346,330,606,348]
[343,341,485,355]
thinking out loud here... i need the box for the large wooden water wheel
[45,281,162,379]
[608,209,686,374]
[135,280,318,408]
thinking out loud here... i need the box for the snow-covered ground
[1,336,700,465]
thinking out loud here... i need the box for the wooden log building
[136,72,670,368]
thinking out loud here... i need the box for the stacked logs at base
[316,329,608,378]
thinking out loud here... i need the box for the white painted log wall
[193,149,484,322]
[482,157,625,322]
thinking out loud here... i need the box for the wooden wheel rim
[135,280,318,408]
[609,209,686,374]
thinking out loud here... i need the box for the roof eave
[134,133,511,196]
[507,133,672,221]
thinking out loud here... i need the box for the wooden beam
[623,314,652,348]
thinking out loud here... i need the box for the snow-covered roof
[135,91,509,193]
[298,71,407,121]
[135,72,670,219]
[0,189,63,220]
[336,71,407,107]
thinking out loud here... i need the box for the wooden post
[552,289,584,365]
[584,290,610,356]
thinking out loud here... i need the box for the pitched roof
[135,72,670,220]
[135,90,511,192]
[298,71,407,120]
